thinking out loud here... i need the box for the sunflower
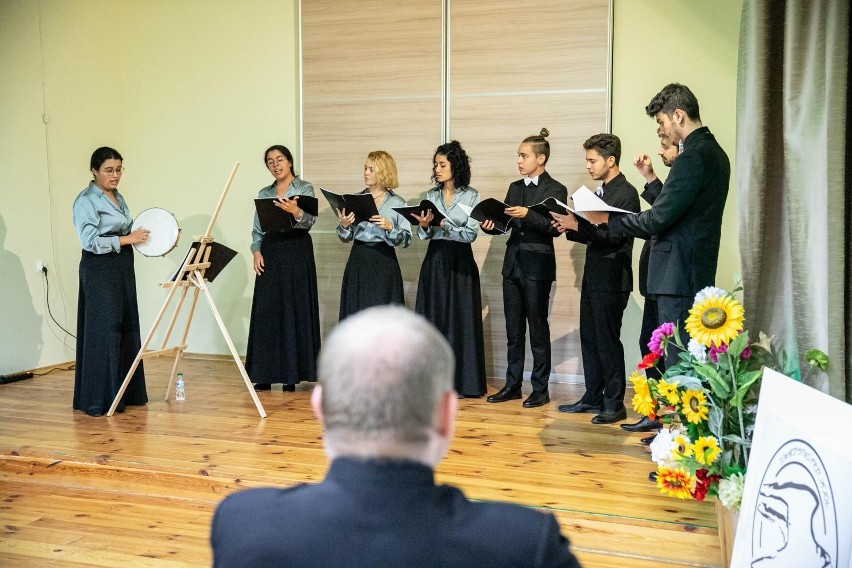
[671,434,693,460]
[656,379,680,406]
[630,372,655,416]
[681,389,709,424]
[691,436,721,465]
[684,293,745,347]
[656,466,696,499]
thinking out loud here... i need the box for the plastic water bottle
[175,373,186,401]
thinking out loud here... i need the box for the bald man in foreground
[211,306,581,568]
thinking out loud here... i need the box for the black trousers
[578,289,629,411]
[639,296,664,380]
[656,294,693,368]
[503,273,553,393]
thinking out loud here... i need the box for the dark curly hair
[645,83,701,122]
[432,140,471,189]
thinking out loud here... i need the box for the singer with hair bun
[411,140,486,398]
[480,128,567,409]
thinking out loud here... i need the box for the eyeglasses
[100,167,125,175]
[266,157,288,167]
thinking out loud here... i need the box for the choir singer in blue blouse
[72,147,149,416]
[336,151,411,320]
[410,141,486,398]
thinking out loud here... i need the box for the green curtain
[736,0,850,401]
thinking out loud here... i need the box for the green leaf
[804,349,829,371]
[723,434,751,448]
[728,332,749,359]
[730,369,763,408]
[695,363,731,399]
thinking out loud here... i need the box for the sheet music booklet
[320,188,379,224]
[169,240,238,283]
[254,195,319,232]
[392,199,446,227]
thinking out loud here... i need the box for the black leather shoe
[591,407,628,424]
[487,386,522,403]
[620,416,662,432]
[641,435,656,446]
[522,391,550,408]
[648,471,658,482]
[254,383,271,391]
[557,400,602,413]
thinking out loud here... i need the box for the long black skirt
[415,240,486,396]
[339,240,405,321]
[74,246,147,416]
[245,230,321,386]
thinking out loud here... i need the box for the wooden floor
[0,356,723,567]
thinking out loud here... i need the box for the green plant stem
[727,352,749,467]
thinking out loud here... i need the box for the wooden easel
[107,163,266,418]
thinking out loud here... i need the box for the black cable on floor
[42,267,75,339]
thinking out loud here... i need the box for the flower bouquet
[630,286,829,511]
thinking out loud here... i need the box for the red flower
[637,352,660,370]
[692,469,721,501]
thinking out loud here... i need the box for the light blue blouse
[415,186,480,243]
[336,190,412,248]
[250,177,317,253]
[72,182,133,254]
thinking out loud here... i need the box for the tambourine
[131,207,181,257]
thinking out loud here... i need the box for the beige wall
[0,0,743,379]
[612,0,743,367]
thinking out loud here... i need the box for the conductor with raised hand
[482,129,567,409]
[211,306,582,568]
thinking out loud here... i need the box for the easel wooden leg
[189,271,266,418]
[163,286,200,401]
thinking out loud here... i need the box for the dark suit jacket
[638,179,663,298]
[564,173,639,292]
[608,127,730,296]
[211,458,581,568]
[493,172,567,281]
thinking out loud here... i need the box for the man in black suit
[622,140,679,434]
[210,306,581,568]
[482,129,568,409]
[550,134,640,425]
[583,84,730,368]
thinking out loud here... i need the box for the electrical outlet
[36,260,46,273]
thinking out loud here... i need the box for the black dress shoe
[283,384,295,392]
[557,400,602,413]
[620,416,662,432]
[641,435,656,446]
[648,471,658,482]
[487,386,522,403]
[522,391,550,408]
[254,383,271,391]
[591,407,628,424]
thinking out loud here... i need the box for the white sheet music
[570,185,636,215]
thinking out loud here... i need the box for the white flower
[694,286,728,304]
[688,339,708,363]
[754,331,775,352]
[718,472,746,512]
[649,426,686,467]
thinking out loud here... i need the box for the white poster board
[732,368,852,567]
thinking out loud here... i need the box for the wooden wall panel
[303,0,611,380]
[449,0,610,380]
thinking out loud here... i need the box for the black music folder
[169,241,238,283]
[320,188,379,224]
[392,199,446,227]
[254,196,319,232]
[527,196,571,218]
[470,198,512,233]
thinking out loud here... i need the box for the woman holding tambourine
[72,146,149,416]
[245,145,321,392]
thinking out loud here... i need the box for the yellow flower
[630,372,655,416]
[656,466,696,499]
[672,434,693,460]
[692,436,721,465]
[681,390,709,424]
[656,379,680,406]
[684,294,745,347]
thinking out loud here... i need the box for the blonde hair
[522,128,551,165]
[366,150,399,189]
